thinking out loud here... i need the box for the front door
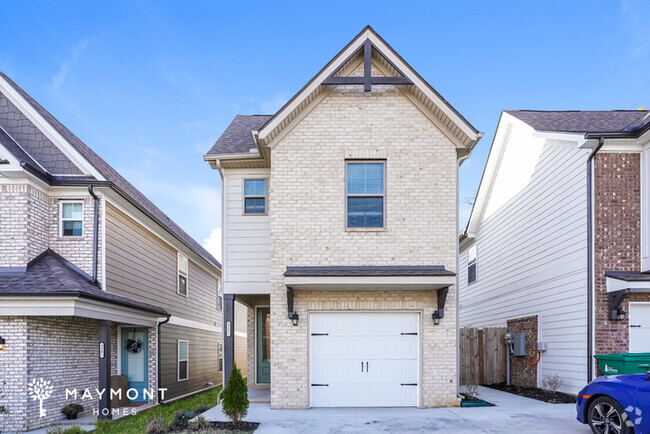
[121,327,149,402]
[256,307,271,383]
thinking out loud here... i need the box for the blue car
[577,372,650,434]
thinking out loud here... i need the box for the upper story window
[346,161,385,228]
[60,201,83,237]
[177,253,188,296]
[217,280,223,311]
[244,179,267,214]
[468,245,477,284]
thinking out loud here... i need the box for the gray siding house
[0,72,243,432]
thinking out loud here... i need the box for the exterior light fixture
[286,287,299,326]
[290,312,299,326]
[0,336,5,350]
[616,308,626,321]
[432,311,442,326]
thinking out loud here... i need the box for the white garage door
[630,303,650,352]
[309,312,419,407]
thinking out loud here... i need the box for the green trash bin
[594,353,650,375]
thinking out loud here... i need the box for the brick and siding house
[204,26,483,409]
[458,110,650,394]
[0,72,246,432]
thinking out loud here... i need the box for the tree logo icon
[27,378,53,418]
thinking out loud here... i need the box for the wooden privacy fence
[460,326,507,385]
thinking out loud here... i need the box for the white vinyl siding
[223,169,271,294]
[458,134,590,394]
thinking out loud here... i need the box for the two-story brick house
[458,110,650,394]
[205,26,482,408]
[0,72,246,432]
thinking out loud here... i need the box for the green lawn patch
[94,386,221,434]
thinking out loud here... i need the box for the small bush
[47,426,87,434]
[541,375,564,393]
[146,416,167,434]
[61,404,84,416]
[169,410,190,431]
[222,362,249,423]
[194,404,210,415]
[190,415,212,431]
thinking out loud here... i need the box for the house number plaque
[99,342,105,359]
[226,321,231,338]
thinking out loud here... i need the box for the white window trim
[217,280,223,311]
[345,160,387,230]
[178,340,189,382]
[242,178,268,216]
[467,244,477,284]
[177,253,189,297]
[59,200,84,238]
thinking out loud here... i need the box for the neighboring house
[458,109,650,394]
[204,26,482,409]
[0,72,243,432]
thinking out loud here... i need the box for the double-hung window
[60,202,83,237]
[244,179,267,214]
[346,161,385,228]
[217,280,223,311]
[178,340,189,381]
[177,253,188,296]
[467,245,477,284]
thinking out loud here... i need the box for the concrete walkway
[203,386,592,433]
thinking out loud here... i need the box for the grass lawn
[94,386,221,434]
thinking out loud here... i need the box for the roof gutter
[586,136,605,383]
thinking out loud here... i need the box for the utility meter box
[512,333,526,356]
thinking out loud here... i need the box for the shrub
[222,362,249,423]
[146,416,168,434]
[169,410,190,431]
[47,426,87,434]
[541,375,564,393]
[61,404,84,416]
[190,415,212,431]
[194,404,210,415]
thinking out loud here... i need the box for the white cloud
[51,38,91,90]
[259,92,291,114]
[202,228,222,263]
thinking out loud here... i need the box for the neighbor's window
[217,280,223,311]
[178,340,189,381]
[60,202,83,237]
[346,161,385,228]
[177,253,188,296]
[468,245,477,284]
[218,343,223,373]
[244,179,267,214]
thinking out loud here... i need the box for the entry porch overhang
[283,266,456,291]
[605,271,650,321]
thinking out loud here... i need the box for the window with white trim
[177,253,188,296]
[468,245,477,284]
[218,342,223,373]
[346,161,385,228]
[60,202,84,237]
[217,280,223,311]
[244,179,267,214]
[178,340,188,381]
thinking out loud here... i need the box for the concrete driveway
[203,386,592,433]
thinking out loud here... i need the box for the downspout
[88,185,100,284]
[157,315,171,403]
[586,136,605,382]
[456,151,471,399]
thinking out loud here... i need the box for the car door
[633,376,650,433]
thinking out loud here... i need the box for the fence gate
[460,326,507,386]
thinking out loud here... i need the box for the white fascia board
[0,296,164,327]
[224,282,270,295]
[606,277,650,293]
[257,28,479,143]
[0,75,104,180]
[283,275,456,291]
[167,315,222,333]
[203,152,261,161]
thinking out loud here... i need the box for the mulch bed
[485,382,576,404]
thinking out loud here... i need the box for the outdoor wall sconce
[432,287,448,326]
[286,287,299,326]
[608,289,629,321]
[432,311,442,326]
[0,336,5,351]
[615,308,626,321]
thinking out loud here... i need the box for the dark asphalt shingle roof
[605,271,650,282]
[205,114,272,156]
[0,71,220,269]
[284,265,455,277]
[0,125,43,171]
[506,110,650,134]
[0,250,168,315]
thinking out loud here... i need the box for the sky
[1,1,649,262]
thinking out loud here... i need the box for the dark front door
[256,307,271,383]
[121,327,148,402]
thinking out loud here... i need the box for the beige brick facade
[268,87,459,408]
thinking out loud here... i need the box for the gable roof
[206,115,272,156]
[0,72,220,269]
[506,110,650,134]
[0,249,167,315]
[205,26,482,161]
